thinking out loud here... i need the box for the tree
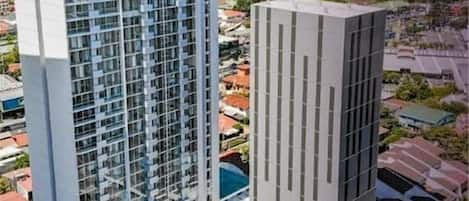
[233,0,251,12]
[233,123,243,132]
[239,144,249,163]
[422,126,469,161]
[440,101,468,115]
[14,153,30,169]
[395,75,432,101]
[0,177,10,194]
[383,71,401,84]
[240,117,249,125]
[431,83,458,98]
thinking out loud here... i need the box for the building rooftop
[383,48,469,93]
[399,104,454,125]
[219,114,238,134]
[255,0,383,18]
[12,133,28,147]
[378,137,468,201]
[3,167,32,192]
[0,74,22,101]
[0,192,26,201]
[223,95,249,110]
[7,63,20,73]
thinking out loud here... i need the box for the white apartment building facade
[250,1,385,201]
[16,0,219,200]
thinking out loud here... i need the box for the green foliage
[383,127,411,145]
[383,71,401,84]
[239,143,249,163]
[240,117,249,125]
[233,0,263,12]
[395,75,432,101]
[233,0,251,12]
[225,136,247,149]
[233,123,243,131]
[0,177,10,194]
[431,83,458,98]
[381,118,399,129]
[440,101,468,115]
[422,98,468,115]
[422,126,469,161]
[4,34,16,44]
[14,153,30,169]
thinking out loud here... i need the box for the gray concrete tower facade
[250,1,385,201]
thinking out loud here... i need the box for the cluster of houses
[378,137,468,201]
[219,63,250,146]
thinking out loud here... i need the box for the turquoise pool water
[220,162,249,198]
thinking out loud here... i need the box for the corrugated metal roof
[399,104,454,125]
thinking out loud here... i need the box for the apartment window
[67,20,89,34]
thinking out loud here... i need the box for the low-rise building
[455,113,468,136]
[219,114,239,138]
[0,132,28,172]
[218,9,246,23]
[221,94,249,119]
[0,191,26,201]
[7,63,20,74]
[398,104,455,130]
[2,167,32,201]
[0,75,23,122]
[379,137,468,201]
[377,168,440,201]
[222,64,249,94]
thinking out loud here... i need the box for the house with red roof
[219,9,246,23]
[2,167,32,201]
[221,94,249,119]
[222,64,250,94]
[219,114,240,138]
[0,191,26,201]
[379,137,468,201]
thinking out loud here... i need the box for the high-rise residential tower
[250,1,385,201]
[16,0,219,200]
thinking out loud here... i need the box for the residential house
[2,167,32,201]
[221,94,249,120]
[379,137,468,201]
[219,114,240,138]
[219,9,246,23]
[0,191,26,201]
[398,104,455,130]
[222,64,249,94]
[377,168,440,201]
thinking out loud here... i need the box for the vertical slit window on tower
[276,23,283,201]
[287,12,296,191]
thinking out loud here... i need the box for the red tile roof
[12,133,28,147]
[219,114,237,133]
[0,192,26,201]
[0,137,16,148]
[7,63,20,74]
[223,94,249,110]
[379,137,469,200]
[3,167,32,192]
[222,74,249,89]
[237,64,249,70]
[223,10,246,18]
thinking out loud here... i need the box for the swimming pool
[219,162,249,199]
